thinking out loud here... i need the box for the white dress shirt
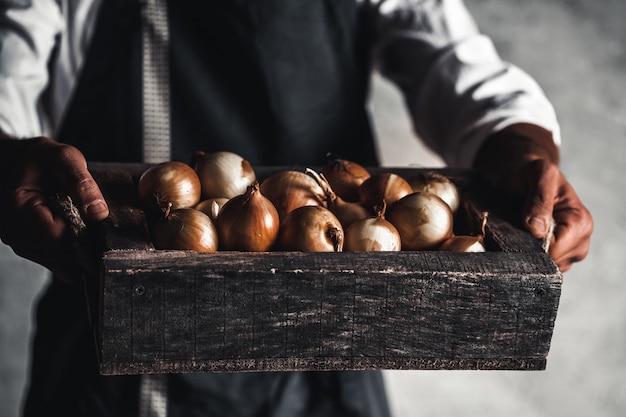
[0,0,560,167]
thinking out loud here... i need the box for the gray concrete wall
[379,1,626,416]
[1,0,624,416]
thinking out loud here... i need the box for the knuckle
[74,176,99,195]
[527,197,553,220]
[50,142,82,163]
[582,209,594,236]
[570,207,594,238]
[531,194,553,211]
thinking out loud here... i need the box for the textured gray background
[1,0,624,416]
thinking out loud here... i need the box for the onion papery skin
[195,197,229,221]
[407,172,460,214]
[260,170,326,221]
[439,235,486,252]
[387,192,453,251]
[277,206,344,252]
[320,157,371,203]
[359,172,413,212]
[137,161,201,211]
[215,183,279,252]
[344,217,401,252]
[151,208,218,252]
[332,199,371,229]
[304,167,370,229]
[194,151,256,199]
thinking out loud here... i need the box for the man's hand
[0,136,109,282]
[474,123,593,272]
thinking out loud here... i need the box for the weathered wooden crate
[86,163,562,375]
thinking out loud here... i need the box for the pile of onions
[277,206,344,252]
[359,172,413,212]
[215,182,279,251]
[305,168,370,228]
[195,197,229,221]
[260,170,326,220]
[387,192,454,250]
[439,211,488,252]
[151,205,218,252]
[137,161,201,211]
[137,152,488,254]
[193,151,256,199]
[320,155,371,202]
[344,205,401,252]
[407,171,460,214]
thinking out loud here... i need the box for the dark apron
[25,1,390,416]
[57,0,378,166]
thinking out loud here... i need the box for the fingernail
[527,216,548,236]
[86,200,108,217]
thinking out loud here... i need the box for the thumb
[48,142,109,222]
[522,159,559,239]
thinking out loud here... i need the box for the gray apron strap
[141,0,171,163]
[139,374,169,417]
[139,0,170,414]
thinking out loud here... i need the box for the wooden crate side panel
[195,273,226,359]
[99,251,561,374]
[249,273,291,358]
[162,270,197,360]
[131,273,164,363]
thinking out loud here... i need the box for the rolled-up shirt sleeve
[0,0,64,137]
[364,0,561,167]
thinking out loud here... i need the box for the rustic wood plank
[99,250,560,374]
[99,266,133,365]
[195,272,226,360]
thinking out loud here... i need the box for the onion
[359,172,413,212]
[137,161,201,211]
[344,209,401,252]
[277,205,344,252]
[151,206,218,252]
[438,235,485,252]
[407,172,460,214]
[260,170,326,220]
[193,151,256,199]
[195,197,229,221]
[215,182,279,251]
[320,155,371,202]
[439,211,488,252]
[305,168,370,228]
[387,192,453,250]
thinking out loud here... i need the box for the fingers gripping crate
[85,163,562,375]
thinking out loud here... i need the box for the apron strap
[141,0,171,163]
[139,1,171,412]
[139,374,168,417]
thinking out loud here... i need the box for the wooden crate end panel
[90,163,153,251]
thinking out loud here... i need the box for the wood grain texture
[88,163,562,375]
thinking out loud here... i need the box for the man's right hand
[0,136,109,282]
